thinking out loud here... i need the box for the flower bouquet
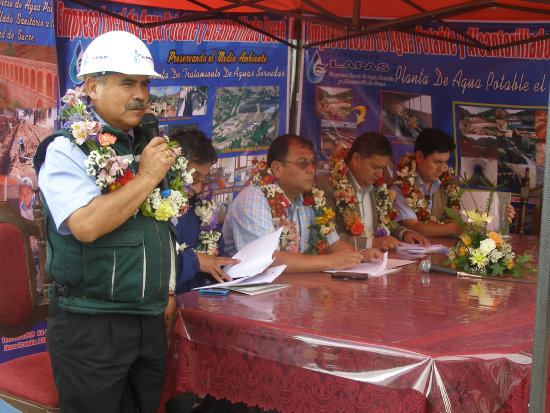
[445,202,534,278]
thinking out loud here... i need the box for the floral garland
[175,185,221,256]
[250,159,335,255]
[194,185,221,256]
[393,154,460,223]
[328,144,397,238]
[58,86,193,222]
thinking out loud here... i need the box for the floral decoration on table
[250,159,335,255]
[445,198,534,277]
[328,143,397,237]
[58,86,193,222]
[393,154,461,223]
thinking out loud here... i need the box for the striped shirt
[222,184,339,256]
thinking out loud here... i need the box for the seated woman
[171,128,239,294]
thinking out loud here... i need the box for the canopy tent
[73,0,550,49]
[56,1,550,411]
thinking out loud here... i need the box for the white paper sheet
[223,227,283,279]
[326,252,388,276]
[396,243,446,253]
[194,264,287,290]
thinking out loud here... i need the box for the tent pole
[289,19,302,136]
[528,83,550,412]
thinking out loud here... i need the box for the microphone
[419,260,457,276]
[420,260,482,279]
[141,113,171,197]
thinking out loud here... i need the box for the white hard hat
[77,31,162,80]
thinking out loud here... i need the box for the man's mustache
[126,101,146,110]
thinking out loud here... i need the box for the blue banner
[300,22,549,199]
[55,0,289,215]
[0,0,57,364]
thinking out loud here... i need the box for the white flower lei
[328,143,397,238]
[58,86,193,222]
[250,161,335,255]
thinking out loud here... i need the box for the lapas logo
[69,41,84,85]
[133,49,139,63]
[306,51,327,84]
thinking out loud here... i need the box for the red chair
[0,189,59,412]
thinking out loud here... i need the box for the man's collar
[416,174,441,191]
[349,170,372,194]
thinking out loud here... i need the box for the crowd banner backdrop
[0,0,56,364]
[299,21,549,231]
[54,0,290,222]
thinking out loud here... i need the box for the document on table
[223,227,283,279]
[198,265,287,289]
[396,243,447,253]
[326,252,389,276]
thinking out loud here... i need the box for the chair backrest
[0,188,48,337]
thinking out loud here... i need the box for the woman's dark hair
[414,128,456,157]
[170,128,218,165]
[267,134,313,168]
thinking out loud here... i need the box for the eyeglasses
[282,160,318,169]
[191,172,207,184]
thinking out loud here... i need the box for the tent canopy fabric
[87,0,550,49]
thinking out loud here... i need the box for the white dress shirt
[349,172,374,248]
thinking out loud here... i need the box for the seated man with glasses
[222,134,382,273]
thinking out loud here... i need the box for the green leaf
[488,262,505,276]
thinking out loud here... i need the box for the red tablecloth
[163,235,544,413]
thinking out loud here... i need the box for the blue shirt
[37,110,122,235]
[38,136,101,235]
[222,184,339,256]
[392,175,441,222]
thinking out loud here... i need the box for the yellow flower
[459,245,467,256]
[507,261,515,270]
[154,201,175,221]
[462,210,495,227]
[460,234,471,245]
[323,207,335,220]
[488,232,503,246]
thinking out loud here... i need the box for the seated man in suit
[317,132,428,250]
[222,134,382,272]
[392,128,514,237]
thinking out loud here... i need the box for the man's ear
[270,160,283,179]
[415,150,424,163]
[84,76,99,100]
[349,152,361,166]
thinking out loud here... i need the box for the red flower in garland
[302,193,314,206]
[108,170,134,192]
[374,176,385,187]
[401,182,411,196]
[389,210,398,221]
[350,221,364,236]
[316,240,329,255]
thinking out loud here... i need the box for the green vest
[34,126,174,315]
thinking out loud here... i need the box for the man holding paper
[222,134,382,272]
[317,132,428,251]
